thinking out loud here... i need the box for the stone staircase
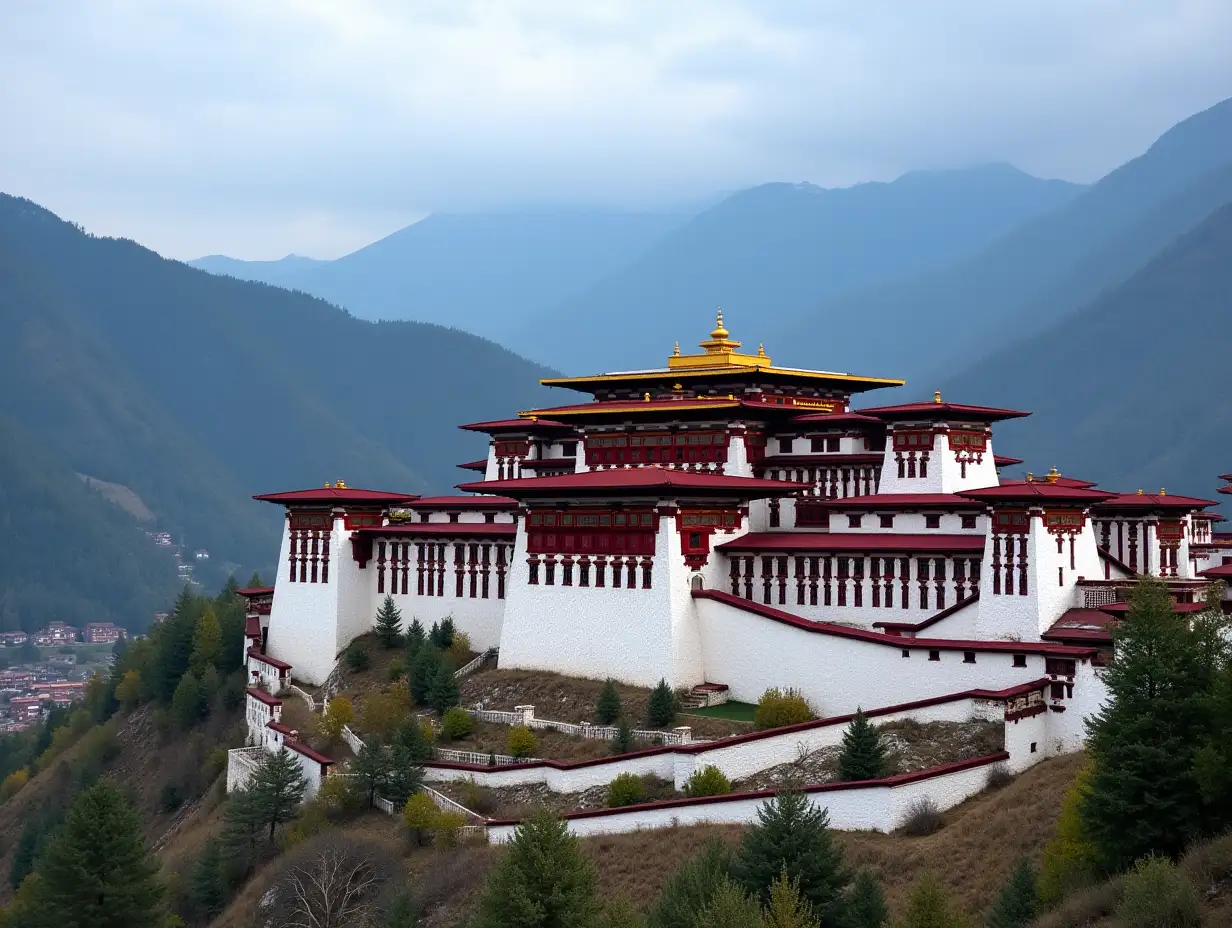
[681,683,729,710]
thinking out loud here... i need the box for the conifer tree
[1081,576,1212,870]
[763,872,820,928]
[395,717,434,764]
[612,716,634,754]
[899,873,964,928]
[171,670,204,729]
[733,790,850,921]
[375,595,403,648]
[190,838,227,921]
[351,736,392,809]
[384,741,425,809]
[647,678,677,728]
[189,605,223,674]
[648,839,734,928]
[404,618,426,659]
[429,661,460,715]
[846,869,889,928]
[696,877,763,927]
[249,747,306,841]
[429,616,456,650]
[838,708,888,781]
[218,789,264,881]
[408,645,441,705]
[473,811,599,928]
[1038,765,1097,904]
[247,571,264,588]
[29,779,165,925]
[986,857,1038,928]
[596,678,623,725]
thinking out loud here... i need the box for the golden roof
[666,308,772,371]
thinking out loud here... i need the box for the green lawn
[682,700,757,723]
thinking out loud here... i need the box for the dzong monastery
[231,313,1232,839]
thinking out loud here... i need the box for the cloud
[2,0,1230,258]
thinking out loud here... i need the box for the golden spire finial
[1137,488,1144,495]
[1046,466,1060,485]
[673,341,680,357]
[934,390,942,404]
[334,478,348,489]
[644,392,650,402]
[711,307,728,340]
[1026,472,1034,482]
[757,343,767,358]
[1160,488,1166,496]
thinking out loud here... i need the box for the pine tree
[763,872,820,928]
[189,605,222,674]
[247,571,264,588]
[429,617,455,650]
[1038,764,1097,904]
[429,661,460,715]
[190,838,227,921]
[405,618,426,659]
[986,857,1038,928]
[846,870,888,928]
[218,789,264,882]
[649,839,734,928]
[171,670,204,729]
[612,716,634,754]
[733,790,850,921]
[696,877,764,927]
[838,708,887,781]
[395,717,434,764]
[249,747,306,841]
[596,678,623,725]
[647,678,678,728]
[29,779,165,925]
[409,645,441,706]
[384,741,425,808]
[473,811,599,928]
[375,595,403,648]
[899,873,964,928]
[351,736,392,809]
[1081,576,1212,870]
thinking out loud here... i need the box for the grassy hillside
[519,165,1083,372]
[939,201,1232,497]
[0,194,556,605]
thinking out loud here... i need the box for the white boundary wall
[487,754,1002,843]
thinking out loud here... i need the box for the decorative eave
[757,453,885,467]
[253,485,419,507]
[816,493,984,512]
[1093,491,1218,512]
[716,532,986,553]
[458,417,574,434]
[860,395,1030,423]
[958,481,1117,505]
[357,523,518,540]
[994,455,1024,467]
[458,459,488,473]
[457,465,801,500]
[235,586,275,598]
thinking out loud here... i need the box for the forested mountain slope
[940,201,1232,497]
[517,164,1083,372]
[0,195,555,618]
[774,96,1232,382]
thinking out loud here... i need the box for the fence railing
[424,785,486,823]
[226,746,267,793]
[340,725,365,755]
[464,705,697,746]
[287,684,318,712]
[432,746,539,766]
[453,647,497,680]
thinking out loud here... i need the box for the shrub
[607,773,647,808]
[985,763,1013,791]
[1180,831,1232,889]
[345,646,371,672]
[317,695,354,745]
[446,632,472,665]
[386,660,406,682]
[899,796,942,836]
[684,765,731,798]
[358,691,410,741]
[611,716,634,754]
[313,775,364,819]
[402,793,441,847]
[159,781,183,812]
[647,678,678,728]
[440,707,474,741]
[1039,765,1098,904]
[507,725,538,758]
[754,688,815,730]
[595,679,622,725]
[1116,855,1201,928]
[459,778,497,815]
[0,768,29,802]
[435,811,468,849]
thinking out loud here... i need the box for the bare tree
[258,835,401,928]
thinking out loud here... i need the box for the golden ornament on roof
[934,391,942,404]
[1046,467,1060,485]
[334,479,348,488]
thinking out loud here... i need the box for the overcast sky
[3,1,1231,261]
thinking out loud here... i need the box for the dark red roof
[253,487,419,506]
[458,459,488,472]
[247,647,292,670]
[1042,609,1117,644]
[716,532,985,553]
[358,523,518,539]
[458,466,801,499]
[458,418,572,433]
[994,455,1024,467]
[959,482,1117,504]
[411,495,517,510]
[1198,563,1232,579]
[860,401,1029,422]
[692,589,1099,657]
[244,617,260,637]
[524,457,579,470]
[1094,492,1217,511]
[1219,485,1232,496]
[267,721,334,765]
[1219,473,1232,481]
[235,586,274,598]
[815,493,984,511]
[1098,600,1207,615]
[246,686,281,707]
[789,412,885,427]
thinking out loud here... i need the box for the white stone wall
[488,755,1002,843]
[876,429,1000,496]
[694,594,1081,716]
[424,750,679,791]
[265,516,344,685]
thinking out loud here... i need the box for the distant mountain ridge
[0,194,556,629]
[507,164,1085,372]
[191,209,690,342]
[773,97,1232,385]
